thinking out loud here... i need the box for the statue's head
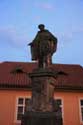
[38,24,45,31]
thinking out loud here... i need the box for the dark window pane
[81,100,83,106]
[25,98,31,105]
[81,107,83,121]
[81,108,83,121]
[59,107,62,115]
[56,99,62,105]
[18,98,23,104]
[17,113,23,120]
[18,106,23,113]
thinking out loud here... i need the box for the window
[54,98,63,119]
[55,98,62,115]
[16,97,31,121]
[80,99,83,122]
[15,97,63,122]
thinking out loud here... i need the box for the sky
[0,0,83,66]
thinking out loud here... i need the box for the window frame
[14,96,31,123]
[79,98,83,123]
[14,96,64,123]
[54,97,64,123]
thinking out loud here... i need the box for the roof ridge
[1,61,82,67]
[52,63,82,67]
[1,61,37,64]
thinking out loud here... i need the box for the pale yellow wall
[0,90,83,125]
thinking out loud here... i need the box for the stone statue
[29,24,57,68]
[21,25,62,125]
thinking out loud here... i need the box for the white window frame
[14,96,64,123]
[54,97,64,123]
[79,98,83,123]
[14,96,31,123]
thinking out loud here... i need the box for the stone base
[21,111,62,125]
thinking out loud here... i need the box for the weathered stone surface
[29,24,57,68]
[21,25,62,125]
[28,69,56,112]
[21,111,62,125]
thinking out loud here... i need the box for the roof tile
[0,61,83,90]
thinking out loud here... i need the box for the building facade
[0,62,83,125]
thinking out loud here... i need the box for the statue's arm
[32,32,40,43]
[28,32,40,46]
[47,30,57,42]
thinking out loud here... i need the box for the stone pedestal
[21,68,63,125]
[28,68,56,112]
[21,111,62,125]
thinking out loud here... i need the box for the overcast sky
[0,0,83,66]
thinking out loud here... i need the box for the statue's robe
[29,30,57,61]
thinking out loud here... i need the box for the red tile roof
[0,61,83,91]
